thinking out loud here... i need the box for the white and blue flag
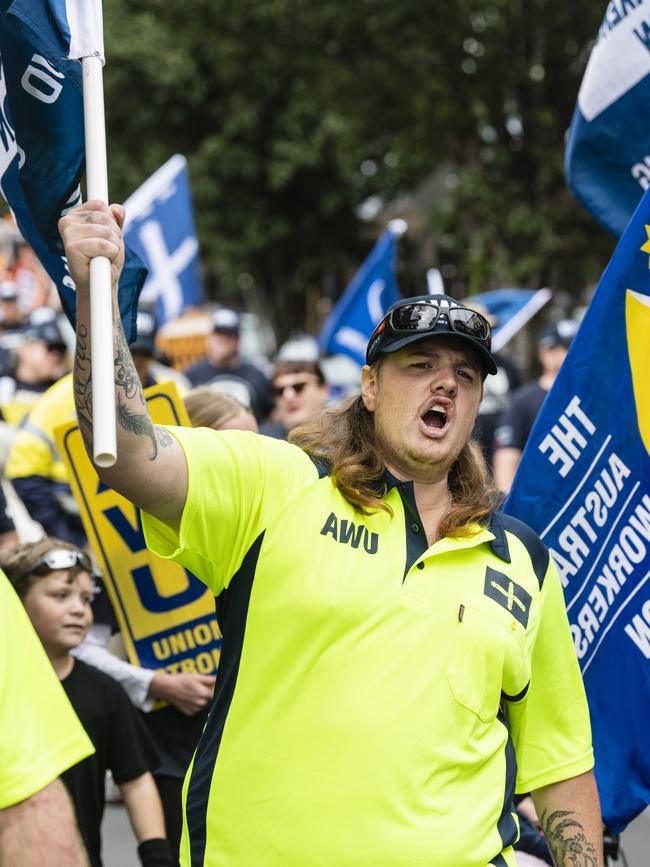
[319,220,404,365]
[0,0,145,339]
[123,154,201,325]
[468,288,552,352]
[566,2,650,236]
[504,185,650,832]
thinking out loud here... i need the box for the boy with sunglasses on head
[1,538,173,867]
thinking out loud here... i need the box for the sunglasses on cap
[387,302,490,342]
[31,548,92,576]
[366,299,494,370]
[273,378,318,398]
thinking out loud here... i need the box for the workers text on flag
[504,185,650,833]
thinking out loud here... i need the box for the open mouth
[421,406,447,429]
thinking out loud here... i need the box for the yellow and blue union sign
[55,382,221,675]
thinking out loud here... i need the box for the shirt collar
[381,468,511,564]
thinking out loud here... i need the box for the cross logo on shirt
[483,567,532,628]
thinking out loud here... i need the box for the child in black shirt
[2,537,173,867]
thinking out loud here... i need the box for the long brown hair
[291,395,496,538]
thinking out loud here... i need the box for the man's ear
[360,364,378,411]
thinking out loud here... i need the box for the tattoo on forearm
[74,323,94,438]
[115,326,144,403]
[74,313,174,461]
[540,809,598,867]
[117,401,158,459]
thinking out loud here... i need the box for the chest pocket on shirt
[446,602,528,725]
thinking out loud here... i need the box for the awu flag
[504,186,650,832]
[319,220,404,365]
[0,0,145,340]
[469,288,552,352]
[565,2,650,236]
[123,154,201,325]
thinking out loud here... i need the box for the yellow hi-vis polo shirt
[0,572,94,808]
[142,428,594,867]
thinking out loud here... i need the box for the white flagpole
[76,1,116,468]
[82,56,116,468]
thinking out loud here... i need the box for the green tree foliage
[103,0,613,335]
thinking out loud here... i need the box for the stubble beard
[377,423,465,484]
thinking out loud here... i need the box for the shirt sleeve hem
[141,427,198,561]
[0,735,94,809]
[516,749,594,794]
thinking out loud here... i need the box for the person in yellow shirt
[0,569,93,865]
[60,201,603,867]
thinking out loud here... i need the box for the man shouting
[60,201,602,867]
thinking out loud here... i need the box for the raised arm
[59,201,187,529]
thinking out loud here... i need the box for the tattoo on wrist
[540,809,598,867]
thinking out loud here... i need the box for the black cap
[366,294,497,376]
[212,308,240,335]
[130,309,157,356]
[539,319,578,350]
[24,319,67,351]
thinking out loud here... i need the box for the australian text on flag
[504,184,650,833]
[0,0,145,340]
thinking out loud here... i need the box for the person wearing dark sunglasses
[262,360,330,439]
[61,201,602,867]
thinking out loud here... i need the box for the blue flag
[468,288,551,352]
[565,3,650,236]
[319,223,402,365]
[0,0,145,340]
[504,187,650,832]
[123,155,201,325]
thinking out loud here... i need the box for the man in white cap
[184,308,273,422]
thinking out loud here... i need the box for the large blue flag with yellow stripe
[504,186,650,832]
[565,2,650,236]
[0,0,145,340]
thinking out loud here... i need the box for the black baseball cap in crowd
[366,294,498,376]
[538,319,578,350]
[24,319,67,352]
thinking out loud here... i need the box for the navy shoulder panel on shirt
[498,512,550,588]
[309,455,331,479]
